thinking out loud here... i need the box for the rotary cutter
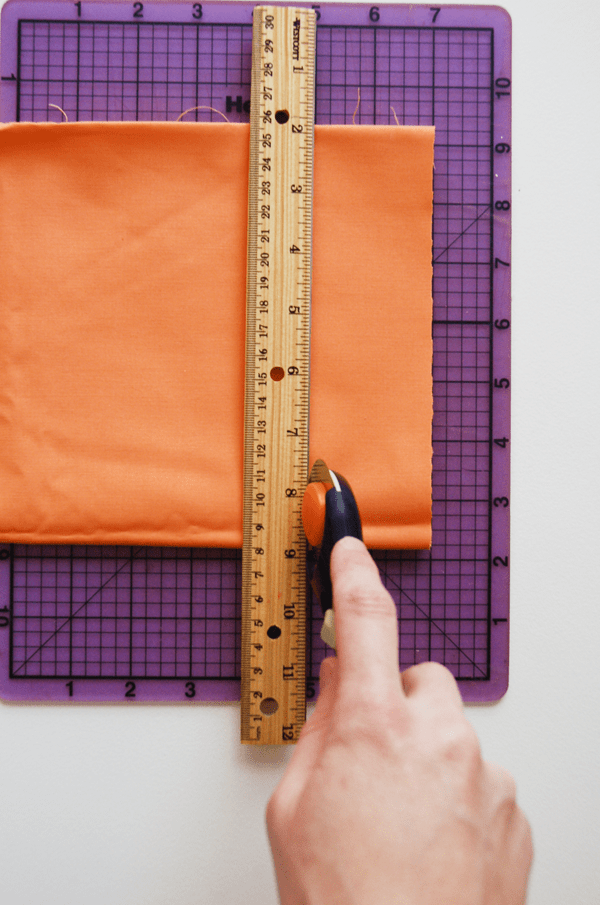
[302,459,363,649]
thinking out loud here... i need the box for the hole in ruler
[270,366,285,381]
[267,625,281,639]
[275,109,289,124]
[260,697,279,715]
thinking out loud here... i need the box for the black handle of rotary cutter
[308,473,363,617]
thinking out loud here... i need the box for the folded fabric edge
[0,523,431,550]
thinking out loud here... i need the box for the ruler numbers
[241,7,315,744]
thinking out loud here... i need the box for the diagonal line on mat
[433,205,491,264]
[380,567,487,677]
[13,547,146,675]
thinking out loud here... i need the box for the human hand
[266,537,532,905]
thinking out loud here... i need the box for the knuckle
[265,785,289,834]
[488,762,518,801]
[402,660,454,691]
[418,660,456,685]
[520,810,534,863]
[502,769,518,803]
[265,789,279,828]
[442,719,482,769]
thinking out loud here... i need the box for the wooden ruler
[241,6,316,745]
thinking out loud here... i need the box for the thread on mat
[176,105,230,123]
[352,88,360,125]
[48,104,68,122]
[388,107,436,169]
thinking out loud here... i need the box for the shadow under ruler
[0,2,511,702]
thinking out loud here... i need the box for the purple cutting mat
[0,2,511,703]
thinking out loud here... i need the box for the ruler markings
[486,25,496,681]
[240,7,315,743]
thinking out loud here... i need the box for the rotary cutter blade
[302,459,363,648]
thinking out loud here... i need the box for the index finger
[330,537,402,700]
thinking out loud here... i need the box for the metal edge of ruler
[241,6,316,745]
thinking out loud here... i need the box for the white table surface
[1,0,599,902]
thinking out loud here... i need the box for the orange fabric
[0,121,433,549]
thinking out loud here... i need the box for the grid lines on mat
[11,546,241,678]
[10,17,495,688]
